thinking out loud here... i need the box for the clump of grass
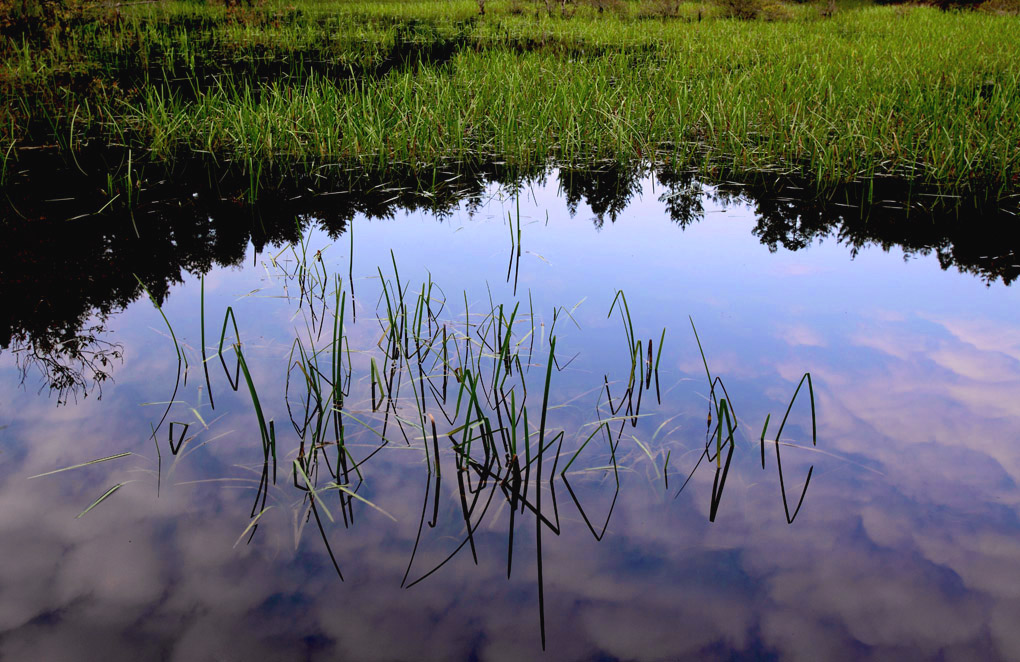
[978,0,1020,13]
[715,0,764,19]
[36,222,826,643]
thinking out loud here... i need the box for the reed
[134,274,186,438]
[235,342,278,482]
[30,220,832,644]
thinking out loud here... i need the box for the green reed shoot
[235,344,277,481]
[134,273,186,436]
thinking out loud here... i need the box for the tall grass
[2,3,1018,193]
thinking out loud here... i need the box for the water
[2,165,1019,661]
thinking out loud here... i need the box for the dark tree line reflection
[2,150,1017,400]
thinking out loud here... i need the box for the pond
[1,162,1019,661]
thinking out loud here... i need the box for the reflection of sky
[1,175,1019,660]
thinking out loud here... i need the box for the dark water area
[2,157,1020,661]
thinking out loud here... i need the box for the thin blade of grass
[28,452,132,479]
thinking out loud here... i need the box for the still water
[1,166,1019,661]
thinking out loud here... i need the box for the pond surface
[1,166,1019,661]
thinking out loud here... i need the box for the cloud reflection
[2,186,1020,661]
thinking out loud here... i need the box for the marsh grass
[22,213,830,643]
[2,2,1018,195]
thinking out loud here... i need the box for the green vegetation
[26,220,820,644]
[2,0,1019,195]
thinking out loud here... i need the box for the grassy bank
[2,0,1019,195]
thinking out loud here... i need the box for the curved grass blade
[28,452,132,480]
[771,373,817,523]
[325,483,397,522]
[233,506,274,548]
[134,274,183,436]
[76,481,133,519]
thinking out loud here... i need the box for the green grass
[2,1,1018,195]
[25,217,826,642]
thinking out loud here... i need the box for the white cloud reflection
[2,219,1020,662]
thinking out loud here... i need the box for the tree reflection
[2,150,1017,400]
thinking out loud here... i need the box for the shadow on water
[2,150,1019,402]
